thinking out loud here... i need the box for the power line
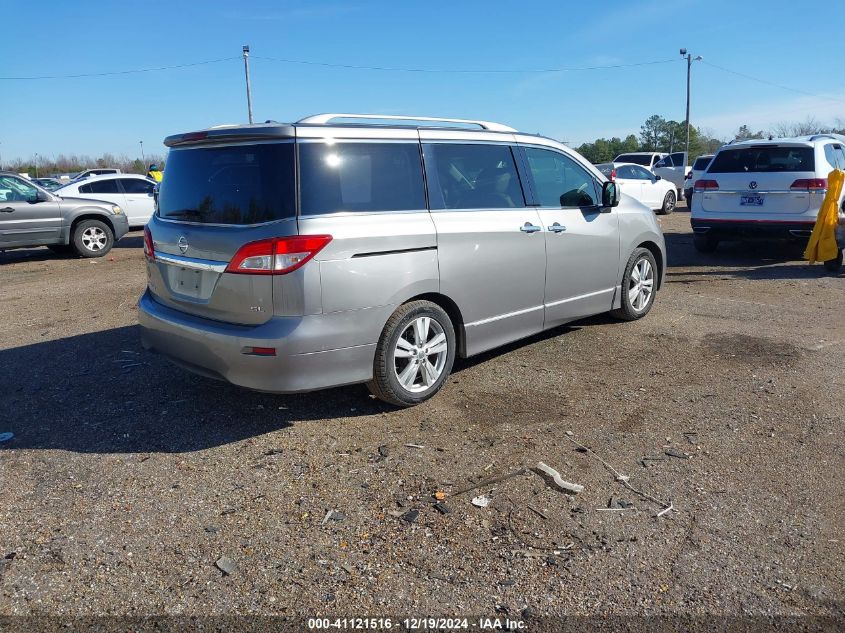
[702,60,845,104]
[251,55,681,74]
[0,57,239,80]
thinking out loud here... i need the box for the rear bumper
[138,290,377,393]
[690,218,816,239]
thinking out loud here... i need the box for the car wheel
[610,247,657,321]
[367,300,456,407]
[823,249,843,272]
[72,219,114,258]
[693,233,719,253]
[658,190,676,215]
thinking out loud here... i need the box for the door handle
[0,207,13,213]
[520,222,542,233]
[548,222,566,233]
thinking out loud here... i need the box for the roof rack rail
[808,133,845,142]
[296,113,517,133]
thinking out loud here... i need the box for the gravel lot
[1,208,843,628]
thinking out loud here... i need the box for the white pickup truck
[653,152,691,199]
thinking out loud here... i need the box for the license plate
[740,195,765,206]
[168,266,205,298]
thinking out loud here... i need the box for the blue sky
[1,0,843,163]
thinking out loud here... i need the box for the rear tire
[823,249,843,272]
[658,190,676,215]
[367,300,456,407]
[72,219,114,258]
[693,233,719,253]
[610,247,658,321]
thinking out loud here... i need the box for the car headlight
[111,205,123,215]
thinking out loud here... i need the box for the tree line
[2,153,166,178]
[575,115,845,165]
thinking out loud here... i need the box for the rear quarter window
[299,142,425,215]
[708,146,815,173]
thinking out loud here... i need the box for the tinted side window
[670,152,685,166]
[424,143,525,210]
[86,179,119,194]
[693,156,712,170]
[632,166,655,180]
[835,147,845,170]
[524,147,599,207]
[299,142,425,215]
[120,178,155,194]
[616,165,638,179]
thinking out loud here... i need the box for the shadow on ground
[0,315,606,455]
[664,231,842,279]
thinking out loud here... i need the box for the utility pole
[140,140,145,166]
[679,48,702,172]
[34,153,39,179]
[243,45,254,124]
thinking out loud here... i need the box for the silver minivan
[138,114,666,406]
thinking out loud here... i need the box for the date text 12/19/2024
[307,617,528,630]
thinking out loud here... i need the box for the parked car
[32,178,64,191]
[596,162,677,214]
[0,171,129,257]
[71,168,121,182]
[691,134,845,269]
[653,151,691,199]
[56,174,156,227]
[683,154,714,206]
[138,113,666,406]
[613,152,667,170]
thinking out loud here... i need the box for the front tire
[367,300,456,407]
[72,219,114,258]
[658,190,676,215]
[611,248,657,321]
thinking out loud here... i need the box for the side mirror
[602,181,620,209]
[37,189,51,202]
[653,175,662,181]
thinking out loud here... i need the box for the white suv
[691,135,845,261]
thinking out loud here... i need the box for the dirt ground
[1,207,843,630]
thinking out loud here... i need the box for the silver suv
[0,171,129,257]
[138,114,666,406]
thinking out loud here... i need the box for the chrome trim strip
[154,252,228,273]
[465,305,543,328]
[544,288,614,309]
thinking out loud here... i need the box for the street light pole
[679,48,702,173]
[34,153,39,179]
[140,140,145,166]
[243,45,254,124]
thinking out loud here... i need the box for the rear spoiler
[164,124,295,147]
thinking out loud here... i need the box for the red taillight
[790,178,827,191]
[225,235,333,275]
[242,346,276,356]
[143,226,155,260]
[694,179,719,191]
[610,169,616,181]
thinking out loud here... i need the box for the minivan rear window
[157,143,295,224]
[708,146,815,173]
